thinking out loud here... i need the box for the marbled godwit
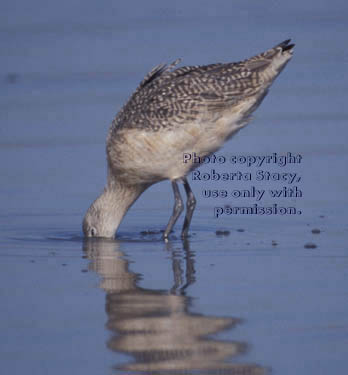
[83,39,295,240]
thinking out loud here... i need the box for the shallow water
[1,0,348,374]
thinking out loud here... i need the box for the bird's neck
[97,178,147,235]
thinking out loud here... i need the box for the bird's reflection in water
[83,238,265,375]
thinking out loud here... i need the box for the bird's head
[82,183,145,239]
[82,197,120,239]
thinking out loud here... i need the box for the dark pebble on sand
[304,242,317,249]
[311,228,321,234]
[5,73,18,84]
[216,230,230,236]
[141,229,162,235]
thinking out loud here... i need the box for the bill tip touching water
[83,39,295,240]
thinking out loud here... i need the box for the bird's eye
[90,227,97,237]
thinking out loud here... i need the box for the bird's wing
[113,40,294,131]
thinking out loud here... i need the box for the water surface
[1,0,348,374]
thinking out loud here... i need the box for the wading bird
[83,39,295,240]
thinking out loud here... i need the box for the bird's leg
[181,177,196,238]
[163,180,184,240]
